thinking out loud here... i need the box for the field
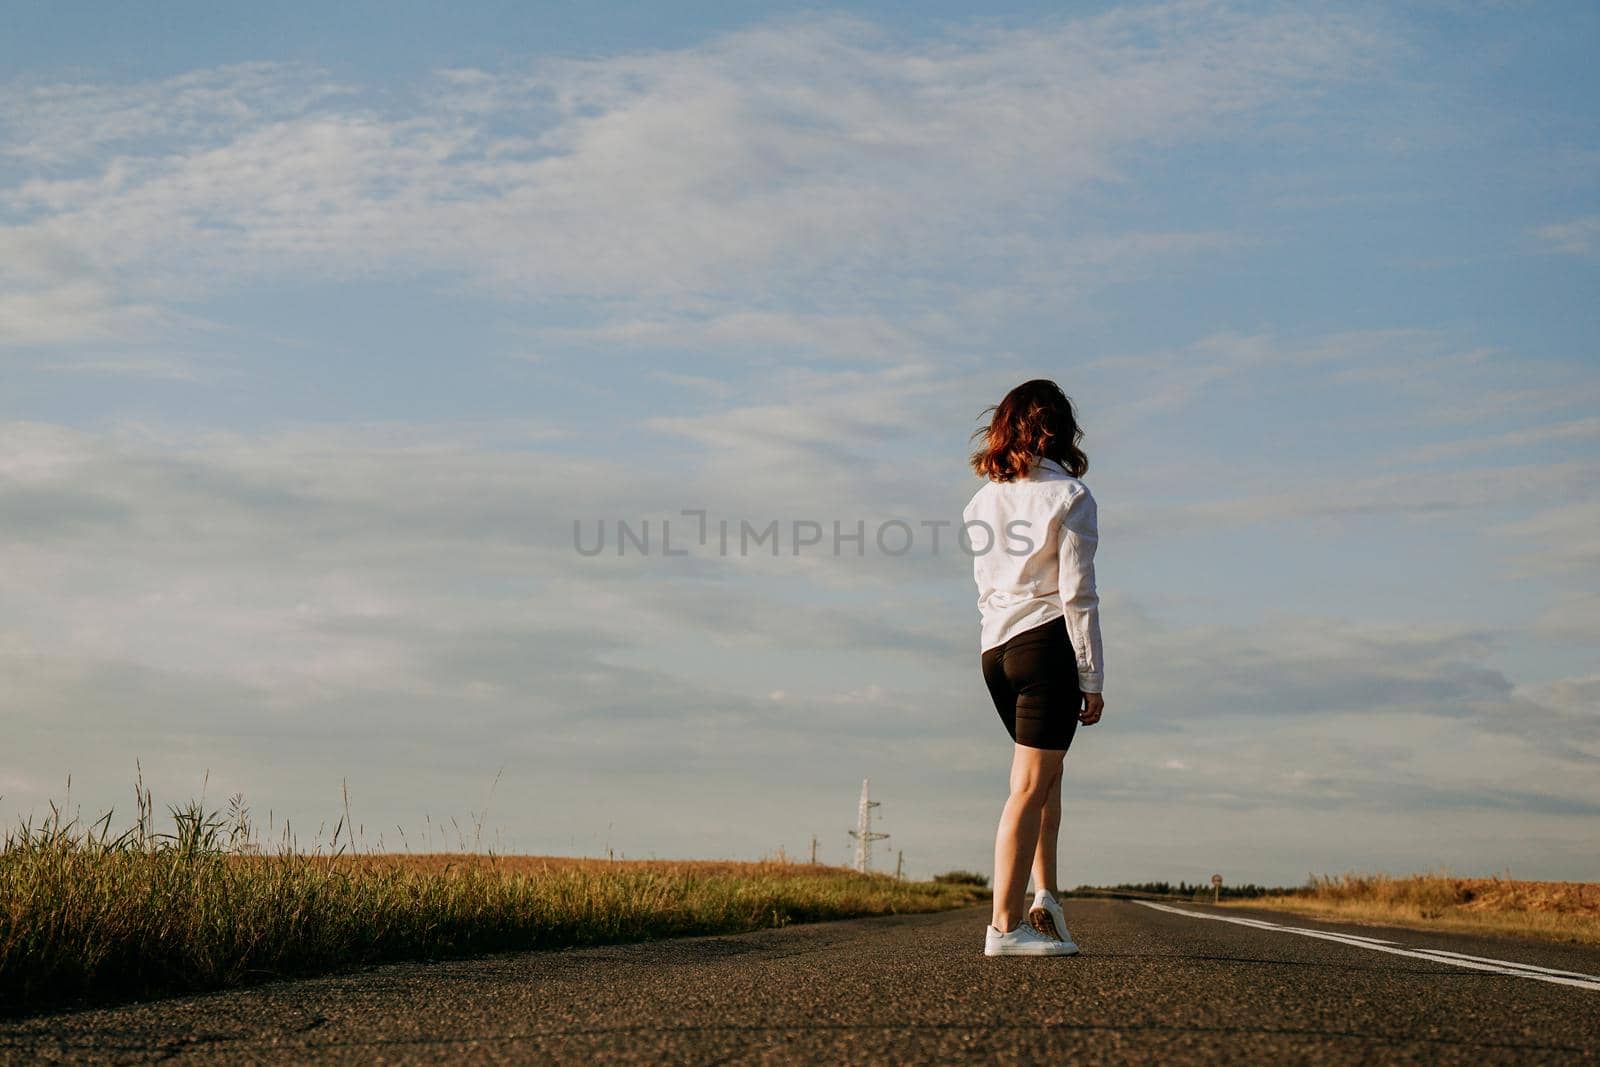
[0,799,985,1014]
[1223,873,1600,946]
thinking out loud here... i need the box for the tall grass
[1222,872,1600,945]
[0,786,983,1014]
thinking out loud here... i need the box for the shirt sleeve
[1057,485,1103,693]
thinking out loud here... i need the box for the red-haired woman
[963,379,1105,957]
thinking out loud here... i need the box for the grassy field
[1223,873,1600,946]
[0,798,985,1014]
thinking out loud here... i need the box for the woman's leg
[1030,763,1064,897]
[992,742,1067,930]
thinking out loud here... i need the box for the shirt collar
[1031,456,1069,477]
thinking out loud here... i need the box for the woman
[962,379,1105,957]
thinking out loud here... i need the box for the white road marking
[1416,948,1600,982]
[1134,901,1600,992]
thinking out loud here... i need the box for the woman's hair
[969,378,1089,482]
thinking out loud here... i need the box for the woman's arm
[1057,485,1103,696]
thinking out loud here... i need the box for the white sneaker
[984,920,1076,956]
[1028,890,1080,955]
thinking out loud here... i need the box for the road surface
[3,900,1598,1064]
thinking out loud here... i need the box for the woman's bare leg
[1030,764,1064,897]
[991,743,1067,930]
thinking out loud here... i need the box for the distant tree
[1065,880,1299,900]
[932,870,989,887]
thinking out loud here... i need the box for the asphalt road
[4,900,1598,1065]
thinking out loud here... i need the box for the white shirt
[961,456,1104,693]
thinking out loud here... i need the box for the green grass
[0,795,984,1014]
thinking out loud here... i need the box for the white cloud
[1406,415,1600,463]
[1108,460,1594,540]
[3,6,1594,880]
[1487,500,1600,643]
[0,230,169,347]
[0,61,354,168]
[0,6,1385,351]
[1532,215,1600,256]
[1488,497,1600,580]
[3,410,1595,877]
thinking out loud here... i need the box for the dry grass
[1222,873,1600,945]
[328,853,846,879]
[0,796,984,1014]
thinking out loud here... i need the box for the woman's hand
[1079,692,1104,726]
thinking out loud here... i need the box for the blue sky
[2,1,1596,883]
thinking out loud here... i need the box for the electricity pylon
[848,778,889,873]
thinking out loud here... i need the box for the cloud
[1487,498,1600,643]
[1103,460,1593,542]
[0,61,353,168]
[2,407,1595,877]
[1491,498,1600,575]
[3,6,1594,880]
[1405,415,1600,463]
[1531,215,1600,256]
[0,230,169,347]
[0,5,1385,352]
[1087,328,1453,426]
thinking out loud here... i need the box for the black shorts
[981,616,1081,751]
